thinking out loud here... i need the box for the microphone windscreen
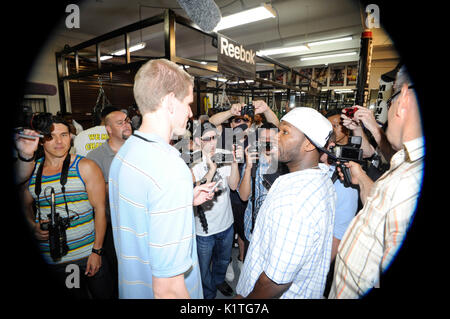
[176,0,222,32]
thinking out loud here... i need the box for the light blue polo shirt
[109,131,203,299]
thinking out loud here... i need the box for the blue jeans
[196,224,234,299]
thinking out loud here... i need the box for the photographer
[22,113,112,299]
[191,121,241,299]
[341,105,395,164]
[209,100,279,278]
[209,100,279,132]
[237,122,283,259]
[329,66,424,298]
[14,128,40,185]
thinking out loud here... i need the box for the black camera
[329,136,363,162]
[40,188,70,261]
[240,102,255,119]
[326,136,363,188]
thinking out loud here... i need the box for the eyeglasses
[232,118,250,124]
[386,85,414,110]
[201,135,217,142]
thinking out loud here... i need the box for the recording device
[208,180,222,195]
[17,131,44,139]
[325,136,364,187]
[240,102,255,119]
[15,112,54,140]
[40,187,70,261]
[343,106,357,118]
[329,136,363,162]
[35,153,77,262]
[176,0,222,32]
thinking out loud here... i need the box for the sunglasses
[201,135,217,142]
[232,118,250,124]
[386,85,414,110]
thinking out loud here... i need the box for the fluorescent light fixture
[301,52,357,61]
[100,42,146,61]
[334,89,355,94]
[200,61,208,65]
[257,45,310,56]
[214,77,228,82]
[308,36,353,47]
[228,80,255,84]
[100,55,113,61]
[256,36,352,57]
[214,4,276,31]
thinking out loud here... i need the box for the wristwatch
[92,247,104,256]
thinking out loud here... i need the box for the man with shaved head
[87,110,132,298]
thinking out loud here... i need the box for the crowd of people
[14,59,424,299]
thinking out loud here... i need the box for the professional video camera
[329,136,363,162]
[40,187,71,261]
[325,136,364,187]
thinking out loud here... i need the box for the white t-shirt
[191,157,234,236]
[73,125,108,157]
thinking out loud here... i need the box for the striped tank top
[28,155,95,264]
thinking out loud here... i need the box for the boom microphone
[176,0,222,32]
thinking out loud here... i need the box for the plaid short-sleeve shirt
[329,137,425,299]
[236,164,336,298]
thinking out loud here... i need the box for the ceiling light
[112,42,146,56]
[228,80,255,84]
[308,36,353,47]
[256,36,352,57]
[300,52,357,61]
[214,3,276,32]
[100,42,146,61]
[257,45,310,56]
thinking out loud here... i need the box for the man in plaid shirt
[329,65,424,298]
[236,107,336,298]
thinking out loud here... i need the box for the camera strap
[34,153,72,223]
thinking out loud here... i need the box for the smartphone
[208,180,221,195]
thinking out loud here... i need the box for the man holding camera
[208,100,279,278]
[329,66,424,298]
[22,114,112,299]
[209,100,279,130]
[191,121,241,298]
[236,107,336,299]
[237,122,281,259]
